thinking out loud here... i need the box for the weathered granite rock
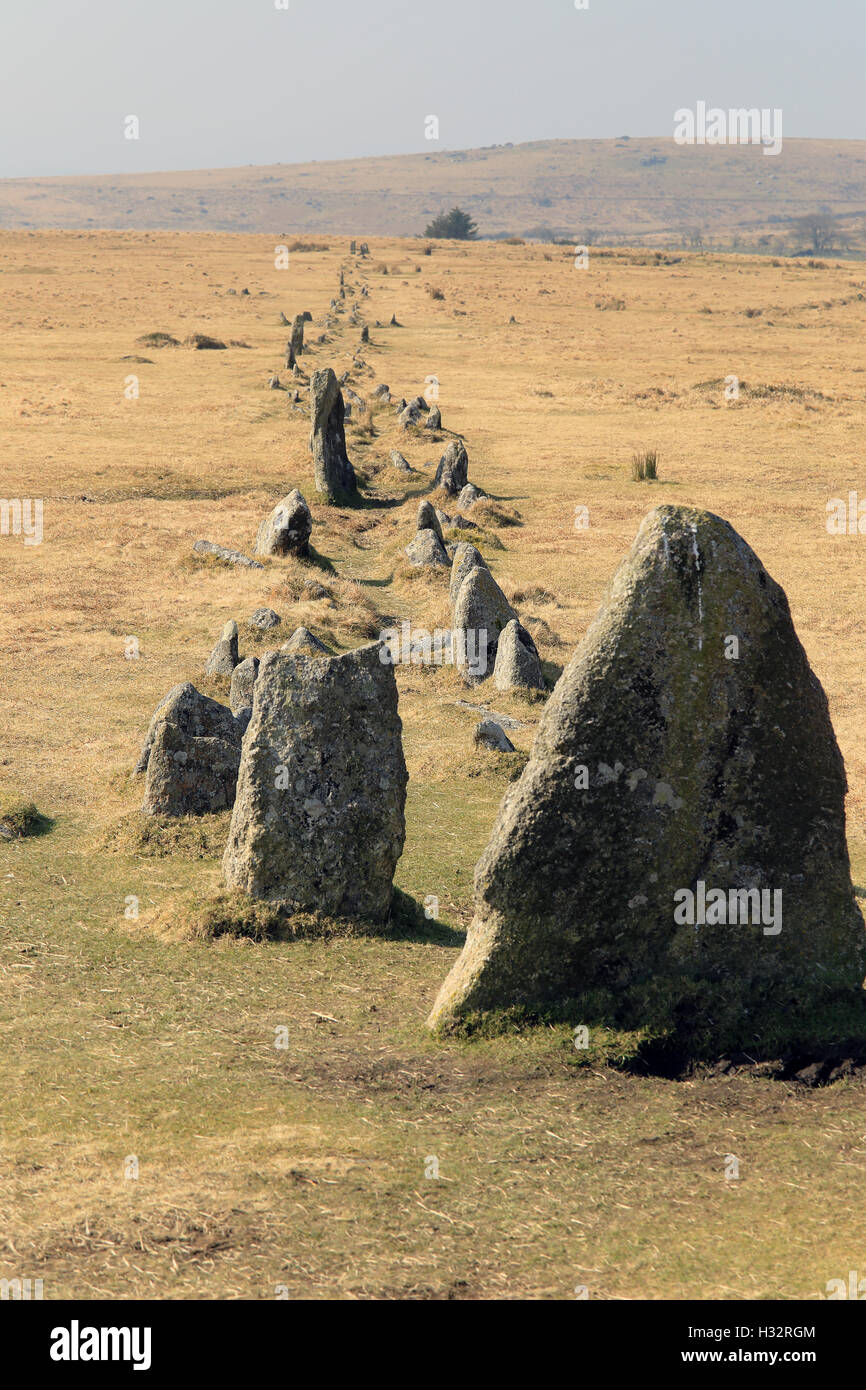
[254,489,312,558]
[493,619,546,692]
[405,528,449,568]
[449,542,489,605]
[474,719,515,752]
[193,540,263,570]
[281,626,333,655]
[390,450,412,472]
[416,500,444,542]
[428,505,866,1050]
[309,368,357,501]
[435,440,469,496]
[457,483,484,509]
[452,566,516,681]
[247,608,282,630]
[425,406,441,430]
[140,683,245,815]
[398,403,422,429]
[290,315,305,357]
[204,620,240,676]
[230,656,259,715]
[223,643,407,920]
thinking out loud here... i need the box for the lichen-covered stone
[493,619,546,692]
[204,620,240,676]
[230,656,259,715]
[254,489,312,557]
[405,528,449,568]
[474,719,515,752]
[309,368,357,501]
[416,500,444,543]
[223,643,407,921]
[140,683,245,815]
[452,566,516,682]
[435,440,469,496]
[281,626,333,655]
[428,505,866,1051]
[449,543,489,606]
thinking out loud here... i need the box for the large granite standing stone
[493,619,546,692]
[435,440,469,496]
[255,489,312,557]
[449,542,489,605]
[223,643,407,921]
[139,683,245,815]
[452,566,517,682]
[309,368,358,501]
[428,505,866,1049]
[290,315,305,358]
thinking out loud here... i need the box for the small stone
[247,608,282,630]
[474,719,515,752]
[281,626,333,655]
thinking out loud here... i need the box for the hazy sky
[1,0,862,178]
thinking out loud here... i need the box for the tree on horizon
[424,206,479,240]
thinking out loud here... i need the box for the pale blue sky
[0,0,862,178]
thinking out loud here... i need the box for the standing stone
[223,643,408,921]
[309,368,357,501]
[493,619,546,692]
[350,240,357,254]
[205,620,240,676]
[230,656,259,715]
[398,402,422,430]
[290,315,305,357]
[416,499,444,543]
[428,505,866,1050]
[449,542,489,605]
[435,440,469,496]
[405,528,449,568]
[140,683,246,815]
[360,325,369,343]
[452,566,516,681]
[425,405,442,430]
[285,342,296,370]
[281,626,333,655]
[255,489,312,557]
[390,450,411,472]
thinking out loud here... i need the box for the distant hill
[3,137,866,255]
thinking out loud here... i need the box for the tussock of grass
[150,886,446,944]
[135,331,179,348]
[0,799,50,839]
[101,810,232,859]
[467,498,522,528]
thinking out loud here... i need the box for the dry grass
[2,227,866,1300]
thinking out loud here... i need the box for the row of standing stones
[136,280,866,1055]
